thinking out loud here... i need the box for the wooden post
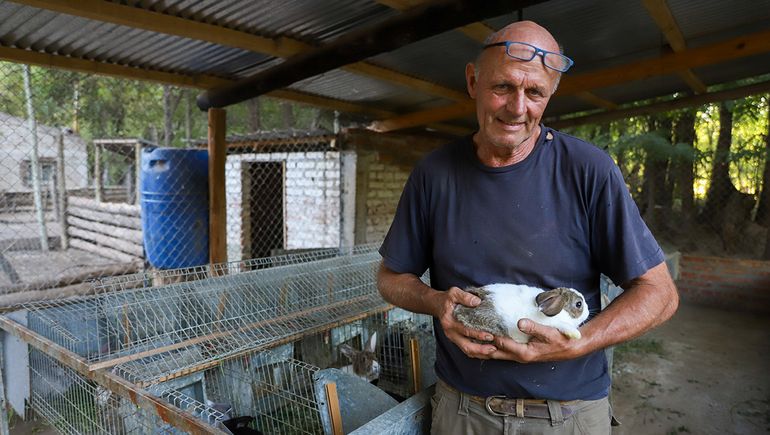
[324,382,344,435]
[22,64,49,252]
[134,141,142,205]
[0,342,9,435]
[94,142,103,202]
[57,132,69,250]
[208,108,227,266]
[409,338,421,394]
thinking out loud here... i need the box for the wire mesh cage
[15,245,436,434]
[24,245,386,382]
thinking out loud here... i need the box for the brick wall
[363,159,410,243]
[225,151,340,262]
[676,255,770,313]
[342,129,449,245]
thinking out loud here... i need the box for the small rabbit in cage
[339,332,380,382]
[453,284,589,344]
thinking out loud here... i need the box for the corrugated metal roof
[1,0,769,132]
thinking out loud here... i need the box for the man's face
[466,46,558,152]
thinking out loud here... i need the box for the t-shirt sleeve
[378,169,431,276]
[591,164,665,286]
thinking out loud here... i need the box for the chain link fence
[0,62,344,307]
[564,99,770,260]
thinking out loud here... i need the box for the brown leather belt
[481,396,576,419]
[441,380,578,419]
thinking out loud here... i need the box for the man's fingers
[465,328,494,342]
[447,286,481,307]
[458,339,497,358]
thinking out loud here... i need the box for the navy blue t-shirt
[379,126,664,401]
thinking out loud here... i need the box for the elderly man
[377,20,678,434]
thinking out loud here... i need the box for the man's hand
[437,287,499,359]
[489,318,584,363]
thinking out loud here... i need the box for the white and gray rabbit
[339,332,380,382]
[453,284,589,344]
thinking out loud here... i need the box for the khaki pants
[430,379,611,435]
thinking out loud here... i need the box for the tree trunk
[701,102,735,223]
[247,98,262,132]
[673,109,696,220]
[640,116,671,224]
[162,85,183,146]
[281,102,294,129]
[755,95,770,226]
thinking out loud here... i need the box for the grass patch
[614,338,666,361]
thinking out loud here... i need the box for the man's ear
[465,62,478,99]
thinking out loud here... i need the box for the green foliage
[1,61,332,147]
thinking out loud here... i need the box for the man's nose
[505,91,526,115]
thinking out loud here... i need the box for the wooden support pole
[56,132,69,250]
[208,108,227,266]
[409,338,421,394]
[94,142,102,202]
[324,382,344,435]
[134,142,142,205]
[23,64,49,252]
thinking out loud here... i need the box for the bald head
[475,20,564,91]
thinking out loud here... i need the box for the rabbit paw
[561,329,582,340]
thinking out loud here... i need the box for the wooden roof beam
[381,0,619,111]
[197,0,546,110]
[12,0,469,102]
[369,27,770,131]
[549,79,770,129]
[642,0,708,94]
[0,46,392,117]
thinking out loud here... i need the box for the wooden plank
[69,238,140,263]
[88,293,390,371]
[0,47,391,117]
[324,383,344,435]
[208,108,227,266]
[0,318,227,435]
[641,0,707,93]
[67,215,143,245]
[18,0,468,103]
[68,227,143,257]
[409,338,421,394]
[549,79,770,129]
[369,100,475,132]
[370,27,770,130]
[68,196,140,216]
[68,204,142,230]
[0,262,140,296]
[196,0,547,109]
[13,0,309,58]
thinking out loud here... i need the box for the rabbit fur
[453,284,588,344]
[339,332,380,382]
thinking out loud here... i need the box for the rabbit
[339,332,380,382]
[453,284,589,344]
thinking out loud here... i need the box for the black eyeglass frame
[483,41,574,73]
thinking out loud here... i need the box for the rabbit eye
[576,301,582,308]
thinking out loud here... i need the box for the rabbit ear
[365,332,377,352]
[339,344,355,359]
[536,289,567,316]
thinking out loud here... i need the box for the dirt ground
[6,303,769,435]
[610,303,770,435]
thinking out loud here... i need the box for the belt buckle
[484,395,509,417]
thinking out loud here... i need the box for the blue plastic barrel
[140,147,209,269]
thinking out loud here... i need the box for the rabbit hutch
[0,245,437,434]
[218,128,449,262]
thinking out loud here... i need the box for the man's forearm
[578,261,679,355]
[377,262,440,317]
